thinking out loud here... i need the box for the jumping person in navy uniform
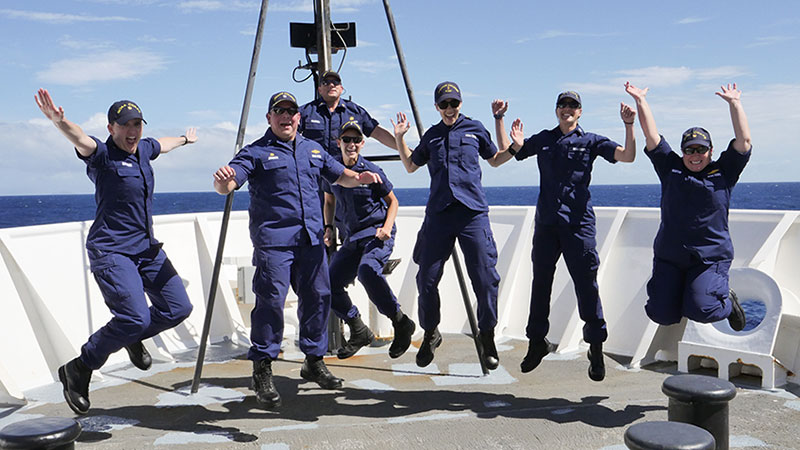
[299,71,397,156]
[392,81,504,370]
[491,91,637,381]
[35,89,196,415]
[624,82,750,331]
[322,120,416,360]
[213,91,382,409]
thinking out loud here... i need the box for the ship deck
[2,334,798,449]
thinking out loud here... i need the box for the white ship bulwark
[1,206,799,404]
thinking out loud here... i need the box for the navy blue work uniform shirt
[299,98,379,156]
[227,129,345,249]
[79,136,161,255]
[323,155,394,244]
[516,125,619,226]
[411,114,497,214]
[647,137,751,264]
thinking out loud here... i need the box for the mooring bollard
[661,374,737,450]
[624,421,716,450]
[0,417,81,450]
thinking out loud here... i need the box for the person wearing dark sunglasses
[392,81,505,371]
[299,70,397,157]
[624,82,751,333]
[213,91,384,409]
[490,90,637,382]
[320,120,416,361]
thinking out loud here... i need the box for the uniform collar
[553,124,584,138]
[439,113,465,129]
[263,128,297,149]
[317,97,344,112]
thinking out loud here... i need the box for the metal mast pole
[191,0,270,394]
[381,0,489,375]
[314,0,344,353]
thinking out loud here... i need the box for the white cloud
[36,50,167,86]
[349,59,396,74]
[676,16,710,25]
[177,1,256,12]
[138,35,177,44]
[0,8,138,24]
[58,35,113,51]
[746,35,796,48]
[536,30,619,40]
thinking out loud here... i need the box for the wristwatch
[324,224,334,231]
[507,144,517,156]
[493,113,504,120]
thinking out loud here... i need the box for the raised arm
[614,102,637,163]
[213,165,239,194]
[376,191,399,241]
[625,82,660,151]
[391,112,420,173]
[486,99,516,167]
[370,125,398,150]
[716,83,752,154]
[35,88,97,157]
[159,128,198,154]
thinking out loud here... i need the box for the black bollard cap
[662,374,737,403]
[0,417,81,449]
[625,421,715,450]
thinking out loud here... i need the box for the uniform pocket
[705,260,731,300]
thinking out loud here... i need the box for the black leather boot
[389,312,416,358]
[125,341,152,370]
[727,289,746,331]
[520,338,555,373]
[251,359,281,408]
[337,315,375,359]
[301,355,343,389]
[588,343,606,382]
[58,357,92,415]
[415,328,442,368]
[479,330,499,370]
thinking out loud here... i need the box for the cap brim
[681,138,711,149]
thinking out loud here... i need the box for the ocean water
[1,182,798,229]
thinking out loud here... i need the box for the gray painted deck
[2,335,798,449]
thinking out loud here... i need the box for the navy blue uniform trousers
[645,256,733,325]
[82,245,193,370]
[414,203,500,333]
[329,235,400,321]
[527,222,607,344]
[249,244,331,361]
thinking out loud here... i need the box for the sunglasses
[321,79,341,87]
[438,99,461,110]
[557,101,581,109]
[682,146,710,155]
[271,106,298,116]
[341,136,363,144]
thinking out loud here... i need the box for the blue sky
[1,0,798,195]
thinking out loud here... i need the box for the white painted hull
[2,206,799,403]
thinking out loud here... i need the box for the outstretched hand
[620,102,636,124]
[715,83,741,104]
[510,118,525,147]
[213,165,236,184]
[356,171,382,185]
[35,88,65,123]
[491,99,508,117]
[184,127,198,144]
[391,112,411,138]
[624,82,648,101]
